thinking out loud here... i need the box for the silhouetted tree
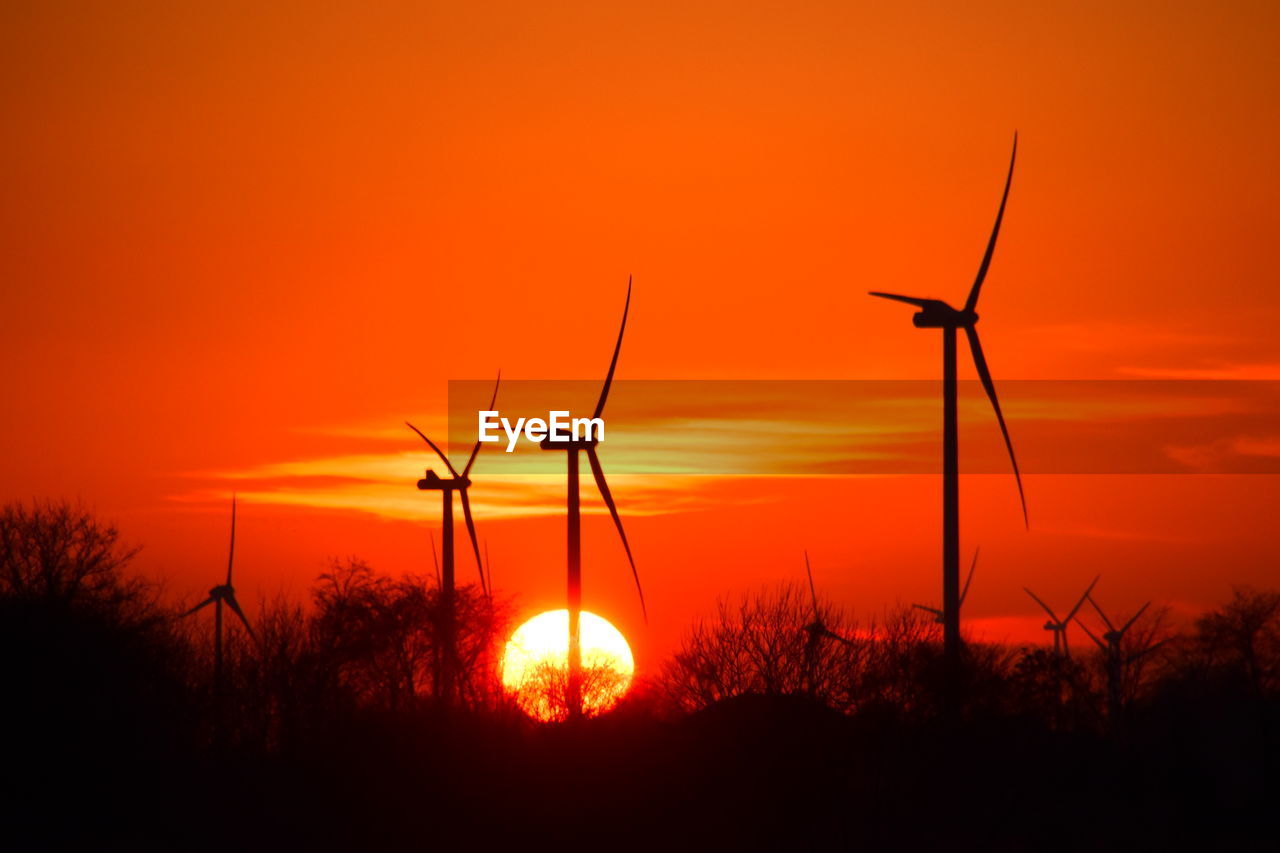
[660,584,875,714]
[214,593,346,753]
[509,657,631,722]
[310,557,509,712]
[0,498,145,609]
[0,500,190,842]
[1194,586,1280,700]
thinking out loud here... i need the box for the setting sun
[502,610,635,722]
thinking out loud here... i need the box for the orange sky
[2,2,1279,670]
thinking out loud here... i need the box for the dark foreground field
[6,678,1277,852]
[2,502,1276,851]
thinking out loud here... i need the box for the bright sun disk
[501,609,634,722]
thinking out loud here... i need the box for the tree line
[3,498,1277,848]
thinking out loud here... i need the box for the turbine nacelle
[417,469,471,491]
[914,305,977,329]
[868,293,979,329]
[209,583,234,599]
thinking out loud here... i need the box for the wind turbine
[540,278,647,721]
[868,134,1028,672]
[803,551,854,647]
[913,548,980,625]
[1023,575,1099,659]
[1075,595,1161,723]
[182,496,256,721]
[406,371,500,704]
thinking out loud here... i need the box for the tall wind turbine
[868,135,1029,671]
[1023,575,1099,659]
[913,548,980,625]
[803,551,854,647]
[540,278,646,721]
[182,496,256,707]
[406,371,500,703]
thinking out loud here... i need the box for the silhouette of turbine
[868,134,1028,673]
[1076,594,1163,722]
[540,278,646,721]
[803,551,853,647]
[1023,575,1099,659]
[406,371,500,703]
[182,495,256,720]
[913,548,980,626]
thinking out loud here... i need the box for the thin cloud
[1120,362,1280,380]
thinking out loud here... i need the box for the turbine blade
[804,551,820,620]
[960,547,979,606]
[484,539,493,591]
[1074,616,1106,650]
[182,597,216,617]
[593,277,632,420]
[1023,588,1060,623]
[1065,575,1101,623]
[585,445,647,622]
[463,370,502,478]
[1128,638,1168,664]
[965,326,1028,529]
[868,291,934,308]
[964,133,1017,313]
[458,488,488,597]
[405,421,460,478]
[226,494,237,586]
[429,531,440,588]
[1087,594,1115,632]
[225,593,257,643]
[825,629,855,647]
[1121,602,1151,635]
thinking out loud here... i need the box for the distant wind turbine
[1023,575,1099,659]
[182,496,256,721]
[1076,594,1162,723]
[913,548,980,625]
[868,134,1029,673]
[407,371,501,704]
[540,278,647,721]
[803,551,853,647]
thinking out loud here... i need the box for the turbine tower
[868,135,1029,673]
[541,278,647,721]
[406,371,500,704]
[803,551,854,647]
